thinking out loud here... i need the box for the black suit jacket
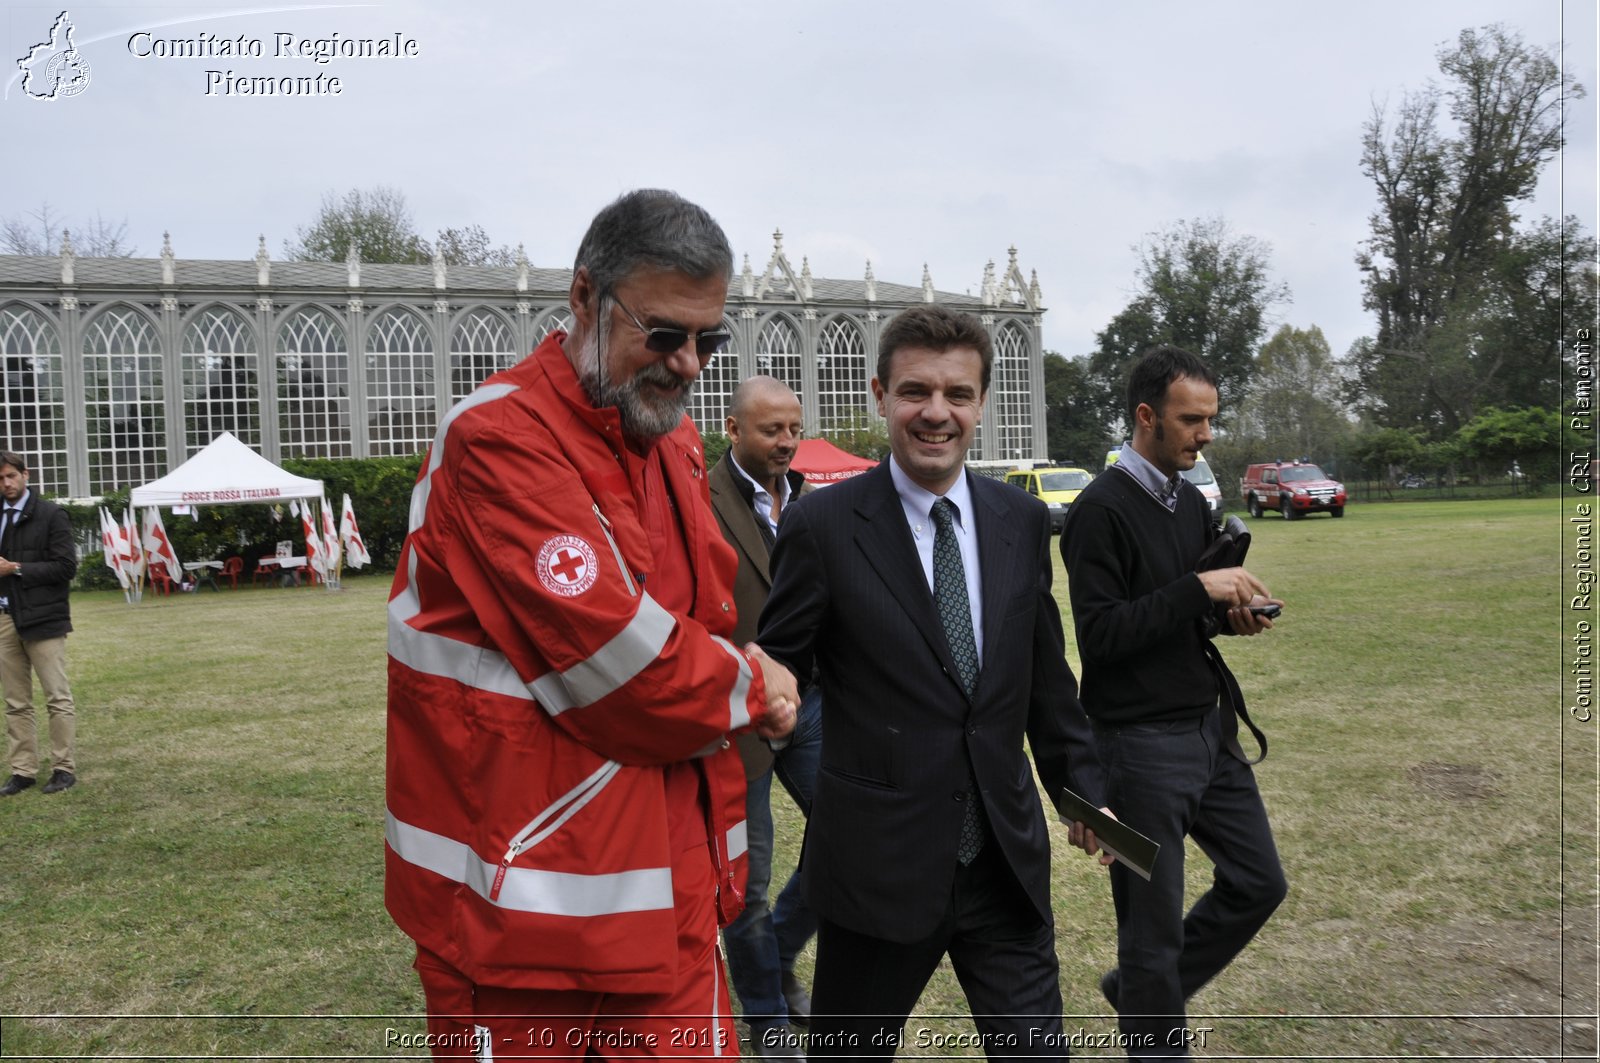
[757,462,1104,943]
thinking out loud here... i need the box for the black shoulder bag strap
[1194,515,1268,765]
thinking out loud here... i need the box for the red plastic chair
[221,557,243,590]
[148,567,174,596]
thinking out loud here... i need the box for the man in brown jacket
[709,376,821,1058]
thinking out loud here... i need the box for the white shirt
[888,457,983,661]
[727,456,792,538]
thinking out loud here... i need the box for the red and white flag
[299,499,325,581]
[99,507,130,590]
[319,495,341,574]
[141,507,183,583]
[339,493,371,569]
[121,507,145,583]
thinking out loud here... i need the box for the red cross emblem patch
[536,535,600,598]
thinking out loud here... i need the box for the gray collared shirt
[1113,444,1182,512]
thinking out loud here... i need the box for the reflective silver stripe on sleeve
[386,809,674,916]
[713,636,754,731]
[410,383,519,535]
[390,381,540,701]
[726,819,748,862]
[391,378,666,711]
[389,603,535,701]
[529,593,676,714]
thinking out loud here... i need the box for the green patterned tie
[931,498,984,864]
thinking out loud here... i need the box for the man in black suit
[757,305,1110,1059]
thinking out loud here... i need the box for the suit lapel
[853,464,967,699]
[709,457,772,585]
[973,477,1020,675]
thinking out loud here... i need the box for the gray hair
[574,189,733,298]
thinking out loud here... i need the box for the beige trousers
[0,613,76,778]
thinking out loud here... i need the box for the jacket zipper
[592,504,637,598]
[489,760,621,902]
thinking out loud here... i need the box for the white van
[1182,453,1224,524]
[1104,444,1224,525]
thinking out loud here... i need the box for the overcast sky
[3,0,1594,363]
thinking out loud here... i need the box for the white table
[183,560,223,591]
[255,555,308,586]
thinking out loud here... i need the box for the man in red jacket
[386,189,798,1059]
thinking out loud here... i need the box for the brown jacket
[707,452,811,779]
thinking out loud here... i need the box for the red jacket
[386,332,766,993]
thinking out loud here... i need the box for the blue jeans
[724,687,822,1032]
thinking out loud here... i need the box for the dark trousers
[809,843,1066,1061]
[1096,706,1288,1060]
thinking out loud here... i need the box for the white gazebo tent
[131,432,323,508]
[130,432,331,592]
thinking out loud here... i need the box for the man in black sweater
[1061,347,1286,1059]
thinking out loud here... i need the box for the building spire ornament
[756,229,801,301]
[346,241,361,288]
[800,256,813,300]
[981,259,997,306]
[515,243,529,291]
[741,253,755,297]
[255,235,270,286]
[999,245,1036,310]
[432,239,447,289]
[59,230,75,284]
[864,260,876,302]
[160,231,175,285]
[922,263,935,303]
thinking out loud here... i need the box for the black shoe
[1100,968,1120,1010]
[41,770,76,794]
[781,969,812,1027]
[0,774,36,796]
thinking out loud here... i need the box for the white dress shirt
[888,457,983,661]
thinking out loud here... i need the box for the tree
[1235,325,1351,462]
[283,186,430,264]
[1087,216,1288,433]
[1354,24,1586,434]
[1350,426,1425,483]
[822,411,890,461]
[1,202,136,256]
[1454,406,1561,486]
[1041,352,1110,463]
[284,188,524,268]
[434,224,519,268]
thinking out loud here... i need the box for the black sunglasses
[611,295,732,358]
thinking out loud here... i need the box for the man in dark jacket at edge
[0,450,79,796]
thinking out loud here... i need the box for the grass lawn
[0,497,1590,1059]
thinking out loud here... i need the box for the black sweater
[1059,470,1222,727]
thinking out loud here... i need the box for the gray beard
[575,318,694,441]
